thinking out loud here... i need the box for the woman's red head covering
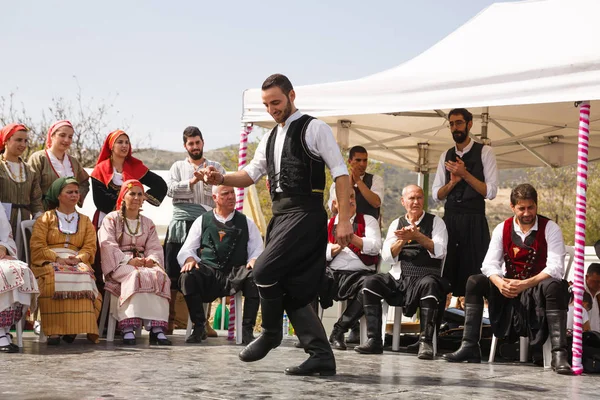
[116,179,144,210]
[0,123,27,152]
[90,130,148,186]
[46,120,74,149]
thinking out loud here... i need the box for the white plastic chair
[18,220,37,346]
[186,292,243,344]
[332,299,368,345]
[382,255,446,354]
[98,292,142,342]
[488,245,575,366]
[15,314,26,348]
[20,219,36,266]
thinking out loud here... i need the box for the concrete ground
[2,331,598,400]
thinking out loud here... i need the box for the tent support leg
[422,173,429,211]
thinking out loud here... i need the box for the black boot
[354,305,383,354]
[239,296,283,362]
[329,297,364,351]
[150,330,172,346]
[0,335,18,353]
[184,294,207,344]
[284,305,336,376]
[417,307,437,360]
[546,310,572,375]
[242,296,260,345]
[442,304,483,363]
[346,323,361,344]
[406,340,420,353]
[329,328,346,351]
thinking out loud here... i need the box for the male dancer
[203,74,353,376]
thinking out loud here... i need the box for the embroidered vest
[328,213,379,266]
[397,212,442,277]
[502,216,549,280]
[199,211,249,272]
[444,141,486,215]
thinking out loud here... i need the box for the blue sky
[1,0,511,152]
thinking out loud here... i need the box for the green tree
[1,85,130,167]
[525,162,600,245]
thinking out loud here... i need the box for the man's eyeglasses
[447,120,466,129]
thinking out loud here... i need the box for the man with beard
[432,108,498,297]
[443,184,572,375]
[164,126,229,338]
[201,73,353,376]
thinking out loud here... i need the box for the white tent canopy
[241,0,600,171]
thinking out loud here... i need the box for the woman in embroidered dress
[90,130,167,294]
[0,203,39,353]
[30,177,101,345]
[28,120,90,209]
[0,124,43,259]
[98,179,171,345]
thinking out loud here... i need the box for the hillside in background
[379,163,525,229]
[134,146,238,170]
[136,146,525,234]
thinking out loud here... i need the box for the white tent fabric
[241,0,600,170]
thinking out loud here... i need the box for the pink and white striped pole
[228,123,253,340]
[571,101,590,375]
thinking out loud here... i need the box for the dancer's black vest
[266,114,326,214]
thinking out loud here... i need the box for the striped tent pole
[571,101,590,375]
[228,123,253,340]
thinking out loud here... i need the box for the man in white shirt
[328,146,384,220]
[328,145,384,344]
[165,126,226,335]
[355,185,449,359]
[319,191,382,351]
[178,185,263,345]
[432,108,498,297]
[585,263,600,331]
[443,184,572,375]
[201,74,353,376]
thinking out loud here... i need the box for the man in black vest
[432,108,498,297]
[328,145,384,343]
[355,185,450,359]
[201,74,353,376]
[328,145,383,220]
[178,185,264,344]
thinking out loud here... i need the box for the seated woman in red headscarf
[90,130,167,228]
[90,130,167,293]
[28,120,90,210]
[98,180,171,345]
